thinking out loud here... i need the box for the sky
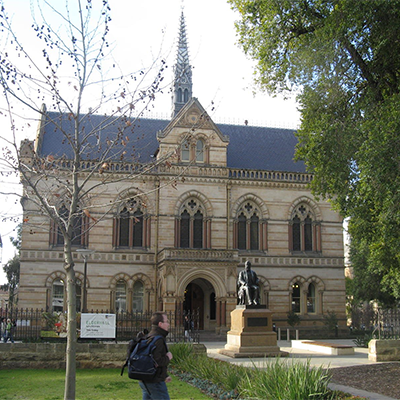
[0,0,300,285]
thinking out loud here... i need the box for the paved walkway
[204,339,397,400]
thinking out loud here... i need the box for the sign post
[80,313,116,339]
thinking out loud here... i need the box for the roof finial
[171,9,192,117]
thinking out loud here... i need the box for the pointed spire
[171,11,193,117]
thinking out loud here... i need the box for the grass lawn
[0,368,212,400]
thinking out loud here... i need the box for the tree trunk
[64,256,77,400]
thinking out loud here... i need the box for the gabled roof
[37,112,306,173]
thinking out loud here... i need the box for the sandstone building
[17,13,346,332]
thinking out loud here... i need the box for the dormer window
[180,136,208,164]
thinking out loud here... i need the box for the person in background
[3,318,15,343]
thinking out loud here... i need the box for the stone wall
[0,343,206,369]
[369,339,400,362]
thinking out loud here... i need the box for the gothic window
[115,280,127,312]
[234,201,266,251]
[113,198,149,249]
[195,139,204,162]
[289,203,321,253]
[291,282,301,313]
[50,205,88,247]
[237,213,247,250]
[52,279,64,312]
[184,88,189,102]
[132,281,144,312]
[177,88,183,102]
[181,139,190,162]
[307,283,316,313]
[176,197,209,249]
[193,210,203,248]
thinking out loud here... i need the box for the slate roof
[38,112,306,173]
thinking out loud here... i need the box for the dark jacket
[144,325,170,383]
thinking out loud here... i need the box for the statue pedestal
[218,305,288,358]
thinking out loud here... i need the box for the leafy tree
[1,223,22,307]
[229,0,400,304]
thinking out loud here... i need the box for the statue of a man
[237,260,260,305]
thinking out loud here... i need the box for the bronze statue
[237,260,260,305]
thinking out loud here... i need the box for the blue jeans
[3,331,14,343]
[139,381,170,400]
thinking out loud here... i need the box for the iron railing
[0,307,200,343]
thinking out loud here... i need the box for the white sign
[80,313,116,339]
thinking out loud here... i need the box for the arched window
[52,278,64,312]
[181,139,190,162]
[237,213,247,250]
[51,205,88,247]
[307,283,316,313]
[177,88,183,102]
[250,214,259,250]
[289,203,320,253]
[234,201,266,251]
[132,281,144,312]
[119,207,130,247]
[115,280,127,312]
[291,282,301,313]
[184,88,189,102]
[113,198,148,249]
[193,210,203,248]
[176,197,208,249]
[180,210,190,248]
[195,139,204,162]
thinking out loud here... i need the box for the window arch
[113,198,150,249]
[49,205,89,247]
[184,88,189,102]
[175,196,210,249]
[233,201,267,251]
[289,203,321,253]
[132,281,144,312]
[289,277,324,315]
[180,136,209,164]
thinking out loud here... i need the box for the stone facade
[17,98,346,332]
[17,12,346,333]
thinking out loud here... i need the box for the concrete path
[204,339,397,400]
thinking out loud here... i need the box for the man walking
[139,311,173,400]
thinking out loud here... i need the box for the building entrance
[183,278,216,330]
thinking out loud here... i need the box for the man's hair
[151,311,166,326]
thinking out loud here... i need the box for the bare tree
[0,1,177,398]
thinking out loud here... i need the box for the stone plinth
[218,305,287,358]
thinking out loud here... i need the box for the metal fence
[0,307,200,343]
[376,308,400,339]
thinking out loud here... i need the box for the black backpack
[121,335,165,381]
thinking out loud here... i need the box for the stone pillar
[219,305,287,358]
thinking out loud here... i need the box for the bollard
[296,329,299,340]
[278,327,281,341]
[287,328,290,342]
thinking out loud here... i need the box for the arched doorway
[183,278,216,330]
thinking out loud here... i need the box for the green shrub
[353,332,373,348]
[238,358,333,400]
[287,310,301,327]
